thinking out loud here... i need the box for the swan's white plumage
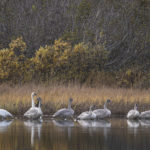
[53,108,74,118]
[77,111,96,120]
[127,110,139,119]
[53,98,74,119]
[140,110,150,119]
[127,104,139,119]
[93,99,111,119]
[93,109,111,119]
[77,105,96,120]
[24,94,42,120]
[0,109,13,118]
[24,107,42,120]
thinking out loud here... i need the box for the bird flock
[0,92,150,120]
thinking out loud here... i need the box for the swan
[24,94,43,120]
[140,108,150,119]
[77,105,96,120]
[127,104,140,119]
[0,108,13,119]
[93,99,111,119]
[53,98,74,119]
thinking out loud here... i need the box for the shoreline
[0,84,149,116]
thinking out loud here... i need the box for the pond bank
[0,84,149,116]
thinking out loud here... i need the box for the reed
[0,83,149,116]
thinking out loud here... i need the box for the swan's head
[106,99,111,103]
[31,92,37,97]
[37,97,42,102]
[35,97,42,107]
[90,105,96,110]
[69,98,73,103]
[134,103,138,110]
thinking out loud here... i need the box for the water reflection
[53,119,74,139]
[52,119,74,127]
[127,120,140,128]
[127,120,140,135]
[78,120,111,128]
[24,120,42,146]
[78,120,111,139]
[0,120,13,132]
[140,120,150,127]
[0,119,150,150]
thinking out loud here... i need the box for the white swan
[77,105,96,120]
[24,93,43,120]
[53,98,74,119]
[93,99,111,119]
[0,108,13,119]
[140,109,150,119]
[127,104,140,119]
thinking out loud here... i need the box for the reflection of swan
[93,99,111,119]
[127,120,140,135]
[78,120,111,128]
[127,104,139,119]
[24,120,42,146]
[53,120,74,139]
[140,120,150,127]
[92,120,111,128]
[77,105,96,120]
[127,120,140,128]
[53,98,74,119]
[78,120,111,139]
[0,109,13,119]
[0,120,13,132]
[24,94,43,120]
[52,120,74,127]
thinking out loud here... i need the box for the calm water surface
[0,118,150,150]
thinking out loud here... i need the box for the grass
[0,83,150,116]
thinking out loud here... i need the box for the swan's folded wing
[0,109,13,118]
[53,108,73,118]
[93,109,110,118]
[24,107,38,117]
[77,111,89,119]
[140,110,150,118]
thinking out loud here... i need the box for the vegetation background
[0,0,149,115]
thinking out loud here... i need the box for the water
[0,118,150,150]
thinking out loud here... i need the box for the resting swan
[0,108,13,119]
[77,105,96,120]
[127,104,139,119]
[24,93,42,120]
[140,108,150,119]
[53,98,74,119]
[93,99,111,119]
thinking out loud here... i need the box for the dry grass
[0,83,150,116]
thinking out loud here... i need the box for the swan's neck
[134,105,137,110]
[38,101,41,108]
[68,101,72,110]
[104,102,107,109]
[31,95,35,107]
[89,107,92,114]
